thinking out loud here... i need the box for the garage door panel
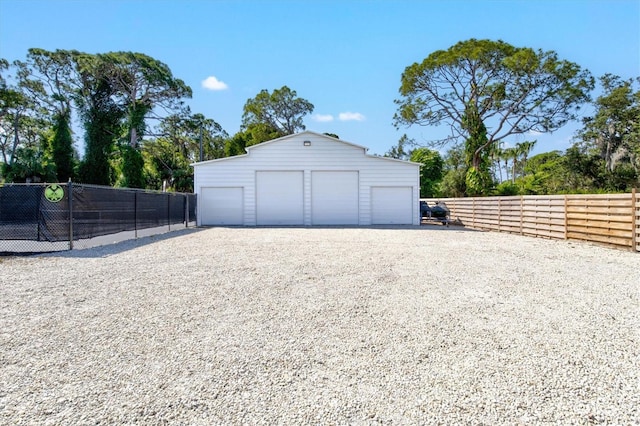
[256,171,303,225]
[312,171,359,225]
[371,186,412,224]
[201,187,243,225]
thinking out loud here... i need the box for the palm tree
[501,147,519,183]
[489,141,504,182]
[516,140,537,176]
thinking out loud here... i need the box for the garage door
[371,186,413,224]
[312,171,359,225]
[256,171,304,225]
[200,187,243,225]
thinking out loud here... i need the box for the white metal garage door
[311,171,359,225]
[256,171,304,225]
[200,187,243,225]
[371,186,413,224]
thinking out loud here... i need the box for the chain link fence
[0,182,196,254]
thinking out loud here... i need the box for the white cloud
[201,76,228,91]
[312,114,334,122]
[339,112,365,121]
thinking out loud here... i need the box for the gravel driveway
[1,226,638,424]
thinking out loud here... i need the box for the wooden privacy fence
[423,189,639,252]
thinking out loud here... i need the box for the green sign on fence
[44,184,65,203]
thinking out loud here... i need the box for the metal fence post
[185,194,189,228]
[68,180,73,251]
[134,191,138,239]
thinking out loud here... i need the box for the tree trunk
[10,112,20,164]
[130,127,137,148]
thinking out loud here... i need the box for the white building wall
[193,132,420,226]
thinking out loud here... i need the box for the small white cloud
[339,112,365,121]
[313,114,334,122]
[202,76,228,91]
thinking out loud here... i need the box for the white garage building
[193,131,420,226]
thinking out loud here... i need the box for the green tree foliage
[496,140,537,184]
[520,150,566,194]
[395,39,594,195]
[0,59,28,149]
[0,57,49,179]
[74,54,123,185]
[51,111,74,181]
[409,147,443,197]
[143,112,228,192]
[94,52,192,187]
[2,49,207,189]
[117,144,145,188]
[15,49,77,115]
[461,102,492,195]
[0,58,24,167]
[15,49,79,181]
[244,122,282,146]
[578,74,639,190]
[224,131,249,157]
[241,86,313,142]
[438,145,467,197]
[98,52,192,148]
[384,134,415,160]
[1,124,56,182]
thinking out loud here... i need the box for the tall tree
[516,140,537,178]
[99,52,192,148]
[75,53,125,185]
[15,49,79,181]
[241,86,313,142]
[0,58,28,166]
[579,74,640,174]
[96,52,192,187]
[461,101,492,194]
[51,112,74,181]
[0,57,53,182]
[394,39,594,194]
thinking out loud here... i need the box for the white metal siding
[311,171,359,225]
[256,171,304,225]
[193,132,420,226]
[371,186,413,224]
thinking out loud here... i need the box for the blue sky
[1,0,639,157]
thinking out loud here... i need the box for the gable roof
[246,130,368,153]
[191,130,420,167]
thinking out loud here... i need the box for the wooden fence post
[519,196,523,235]
[563,194,568,240]
[472,198,476,228]
[632,188,637,252]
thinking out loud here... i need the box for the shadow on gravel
[34,224,478,258]
[200,223,481,232]
[38,228,205,258]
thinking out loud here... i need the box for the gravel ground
[1,226,639,425]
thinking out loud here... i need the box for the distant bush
[495,181,519,196]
